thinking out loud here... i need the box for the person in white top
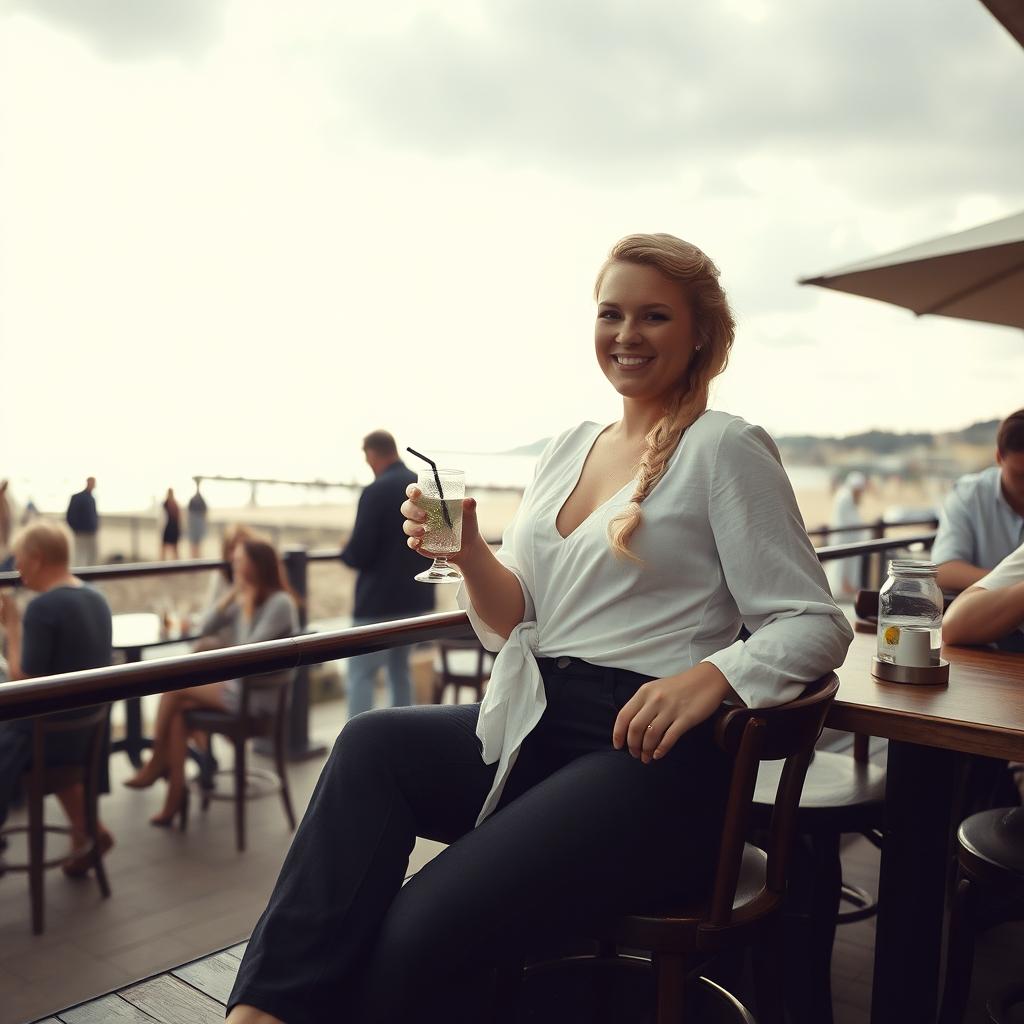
[942,541,1024,650]
[226,234,854,1024]
[827,470,868,598]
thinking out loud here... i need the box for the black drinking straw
[406,447,454,529]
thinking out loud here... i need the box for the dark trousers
[228,656,732,1024]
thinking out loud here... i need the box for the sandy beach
[22,472,944,630]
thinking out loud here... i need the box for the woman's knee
[329,706,410,773]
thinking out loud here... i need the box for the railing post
[282,546,327,761]
[868,519,886,588]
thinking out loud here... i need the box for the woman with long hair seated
[125,536,298,826]
[225,233,854,1024]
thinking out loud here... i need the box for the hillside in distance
[499,419,1000,476]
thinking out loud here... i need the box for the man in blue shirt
[933,409,1024,593]
[341,431,435,717]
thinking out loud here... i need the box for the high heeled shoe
[149,787,190,831]
[62,830,115,878]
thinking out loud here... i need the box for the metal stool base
[837,881,878,924]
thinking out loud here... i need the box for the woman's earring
[695,344,703,352]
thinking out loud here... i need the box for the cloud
[322,0,1024,202]
[5,0,225,61]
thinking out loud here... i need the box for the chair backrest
[706,673,840,926]
[29,704,111,797]
[437,638,491,687]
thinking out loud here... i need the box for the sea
[4,452,833,518]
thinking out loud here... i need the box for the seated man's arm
[943,582,1024,646]
[0,593,46,682]
[936,560,989,592]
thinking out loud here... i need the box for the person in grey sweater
[125,536,298,826]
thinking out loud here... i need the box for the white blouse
[457,410,854,825]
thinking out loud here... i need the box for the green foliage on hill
[777,419,998,456]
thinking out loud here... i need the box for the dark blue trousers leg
[228,703,496,1024]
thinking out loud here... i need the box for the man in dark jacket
[66,476,99,566]
[341,431,435,717]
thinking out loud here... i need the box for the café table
[826,617,1024,1024]
[111,612,202,767]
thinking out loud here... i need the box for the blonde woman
[227,234,853,1024]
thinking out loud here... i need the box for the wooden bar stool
[0,704,111,934]
[749,731,885,1024]
[938,806,1024,1024]
[495,673,841,1024]
[184,673,297,853]
[433,638,492,704]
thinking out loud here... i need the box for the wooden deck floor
[31,941,248,1023]
[5,707,1023,1024]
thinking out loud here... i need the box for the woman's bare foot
[226,1005,286,1024]
[125,757,166,789]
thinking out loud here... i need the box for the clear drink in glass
[414,469,465,584]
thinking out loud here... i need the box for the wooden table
[111,612,202,767]
[826,620,1024,1024]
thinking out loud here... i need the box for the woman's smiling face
[595,261,700,407]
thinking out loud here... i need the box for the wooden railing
[804,516,938,541]
[0,531,937,726]
[0,613,475,723]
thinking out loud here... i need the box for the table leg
[109,647,153,768]
[123,697,145,768]
[870,740,963,1024]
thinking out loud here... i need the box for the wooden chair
[0,704,111,934]
[495,672,841,1024]
[749,731,885,1024]
[433,638,492,704]
[184,673,297,853]
[938,806,1024,1024]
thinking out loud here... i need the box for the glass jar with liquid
[876,560,943,667]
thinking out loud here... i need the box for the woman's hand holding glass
[402,484,481,564]
[612,663,734,763]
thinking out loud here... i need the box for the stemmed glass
[412,467,465,584]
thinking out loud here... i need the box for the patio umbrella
[799,210,1024,329]
[981,0,1024,48]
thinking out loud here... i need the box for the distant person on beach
[65,477,99,566]
[943,540,1024,652]
[161,488,182,560]
[20,499,39,527]
[340,430,435,718]
[226,233,853,1024]
[933,409,1024,594]
[827,470,868,598]
[125,535,298,826]
[187,484,209,558]
[0,521,115,875]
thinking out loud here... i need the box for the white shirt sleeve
[931,483,976,567]
[456,530,536,652]
[975,543,1024,591]
[702,421,854,707]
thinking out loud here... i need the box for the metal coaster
[871,657,949,686]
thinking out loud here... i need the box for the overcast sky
[2,0,1023,495]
